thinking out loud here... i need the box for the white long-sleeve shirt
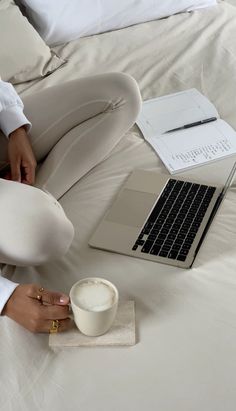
[0,78,31,314]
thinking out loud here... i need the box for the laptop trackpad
[105,189,157,228]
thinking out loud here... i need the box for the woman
[0,72,142,333]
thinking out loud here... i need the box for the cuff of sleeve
[0,105,32,138]
[0,276,19,314]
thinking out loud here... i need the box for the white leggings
[0,73,142,266]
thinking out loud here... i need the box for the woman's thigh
[23,72,142,163]
[1,73,141,199]
[29,72,142,199]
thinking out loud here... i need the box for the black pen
[164,117,217,134]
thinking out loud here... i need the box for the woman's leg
[22,72,142,199]
[0,73,141,267]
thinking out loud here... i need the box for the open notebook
[136,89,236,174]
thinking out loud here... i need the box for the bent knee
[115,72,142,117]
[105,72,142,119]
[0,179,74,266]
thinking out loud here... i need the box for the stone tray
[49,300,135,348]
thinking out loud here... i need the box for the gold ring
[36,287,44,301]
[50,319,60,334]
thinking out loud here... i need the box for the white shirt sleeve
[0,77,31,137]
[0,273,19,314]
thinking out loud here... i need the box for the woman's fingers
[10,156,21,182]
[41,289,70,305]
[3,283,72,333]
[41,303,70,321]
[30,317,74,334]
[8,126,37,185]
[27,284,70,305]
[44,318,74,334]
[21,162,36,185]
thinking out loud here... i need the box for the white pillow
[20,0,217,46]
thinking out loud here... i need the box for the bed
[1,1,236,410]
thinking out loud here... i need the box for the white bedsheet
[1,2,236,411]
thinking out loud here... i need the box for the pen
[164,117,217,133]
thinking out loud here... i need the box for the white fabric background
[1,2,236,411]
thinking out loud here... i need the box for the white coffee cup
[69,277,119,336]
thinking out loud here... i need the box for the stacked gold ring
[50,319,60,334]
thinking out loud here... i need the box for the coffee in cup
[70,277,119,336]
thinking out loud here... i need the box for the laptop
[89,164,236,268]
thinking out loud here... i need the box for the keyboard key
[155,238,163,246]
[151,229,161,235]
[174,237,183,245]
[194,217,203,224]
[159,212,168,219]
[158,250,169,257]
[157,233,167,240]
[189,226,199,234]
[170,229,179,235]
[163,223,172,230]
[186,232,196,239]
[142,227,151,235]
[150,244,161,255]
[136,239,145,246]
[207,187,216,195]
[168,250,178,259]
[147,235,157,241]
[162,244,171,252]
[167,233,176,240]
[166,218,175,225]
[167,179,176,187]
[175,180,184,189]
[179,228,189,234]
[132,244,138,251]
[163,239,174,246]
[160,228,169,235]
[172,243,181,250]
[184,238,194,245]
[179,248,189,256]
[141,241,153,253]
[182,242,192,250]
[176,233,186,240]
[177,255,187,261]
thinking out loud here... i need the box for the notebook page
[151,119,236,174]
[137,89,219,138]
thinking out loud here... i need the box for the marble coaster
[49,301,135,348]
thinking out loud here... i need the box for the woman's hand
[7,126,37,185]
[2,284,73,333]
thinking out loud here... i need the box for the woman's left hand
[7,126,37,185]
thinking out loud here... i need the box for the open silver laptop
[89,164,236,268]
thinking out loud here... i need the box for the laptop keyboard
[132,179,216,262]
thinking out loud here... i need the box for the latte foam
[74,280,116,312]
